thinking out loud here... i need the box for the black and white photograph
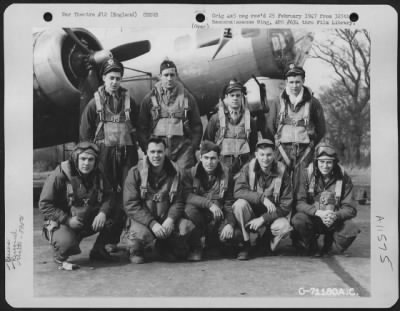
[4,3,398,309]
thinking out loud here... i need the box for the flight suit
[203,103,258,177]
[121,156,197,260]
[39,160,124,261]
[274,86,326,200]
[138,81,203,169]
[233,159,293,247]
[291,163,360,253]
[80,85,139,193]
[183,162,242,248]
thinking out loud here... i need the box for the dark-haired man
[274,65,326,198]
[80,57,139,194]
[121,137,198,263]
[183,140,241,261]
[203,79,258,177]
[137,60,203,169]
[39,142,125,269]
[233,139,293,260]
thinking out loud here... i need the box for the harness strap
[124,89,131,121]
[334,165,345,205]
[191,167,200,194]
[216,102,226,146]
[277,143,291,167]
[248,158,256,191]
[139,156,149,199]
[150,95,160,109]
[303,101,310,126]
[307,164,315,196]
[97,177,103,203]
[244,108,251,141]
[61,161,74,206]
[273,162,285,203]
[169,162,180,203]
[93,92,104,142]
[94,91,103,121]
[183,96,189,120]
[219,165,230,198]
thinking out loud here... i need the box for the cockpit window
[271,33,287,51]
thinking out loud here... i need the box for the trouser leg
[333,220,360,252]
[120,219,155,256]
[184,204,208,235]
[47,224,81,260]
[232,199,256,243]
[171,218,197,259]
[93,207,126,249]
[291,212,320,250]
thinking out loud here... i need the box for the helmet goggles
[316,144,337,160]
[73,142,100,157]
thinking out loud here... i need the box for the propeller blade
[198,38,220,48]
[111,40,151,62]
[63,28,91,54]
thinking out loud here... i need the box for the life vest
[138,156,180,204]
[248,159,285,203]
[60,161,103,211]
[93,87,133,146]
[276,87,312,144]
[306,163,344,207]
[150,85,189,138]
[190,163,229,201]
[216,100,251,157]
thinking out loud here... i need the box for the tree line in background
[312,29,370,167]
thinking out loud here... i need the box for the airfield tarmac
[33,202,370,298]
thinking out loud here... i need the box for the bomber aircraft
[32,27,371,300]
[33,27,314,149]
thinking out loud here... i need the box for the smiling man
[121,137,198,263]
[291,143,360,256]
[232,139,293,260]
[39,142,125,269]
[138,60,203,169]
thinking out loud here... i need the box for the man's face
[102,71,122,93]
[317,159,334,176]
[147,142,166,168]
[255,146,275,170]
[160,68,178,90]
[286,75,304,96]
[224,90,243,110]
[200,151,219,174]
[78,152,96,175]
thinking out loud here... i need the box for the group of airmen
[39,57,361,269]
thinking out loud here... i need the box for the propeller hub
[91,49,113,65]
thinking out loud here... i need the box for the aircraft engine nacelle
[33,28,103,112]
[244,77,270,114]
[245,77,286,136]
